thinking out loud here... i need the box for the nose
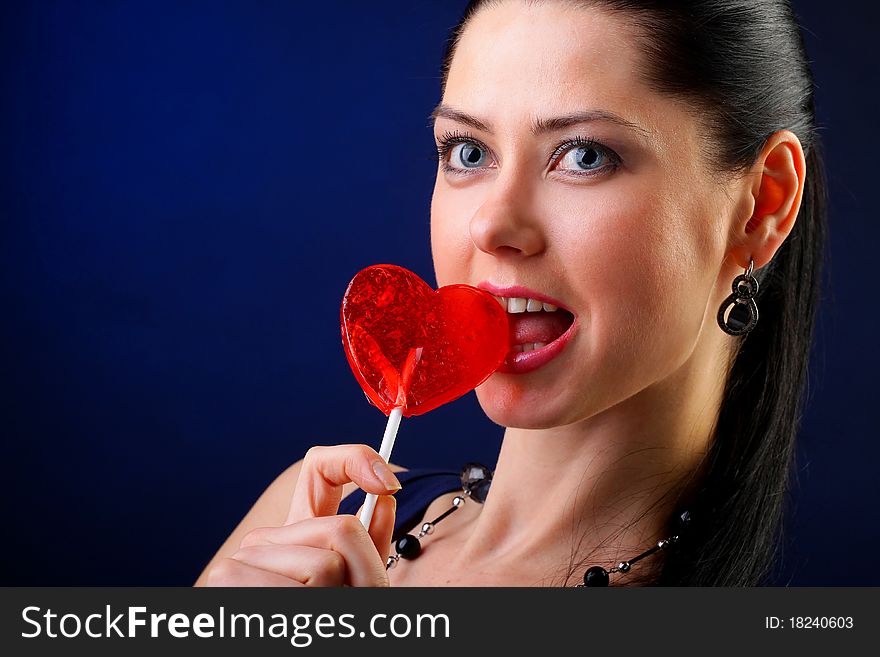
[468,174,546,258]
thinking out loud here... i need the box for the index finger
[285,444,401,525]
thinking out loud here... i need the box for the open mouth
[490,294,576,355]
[476,282,578,374]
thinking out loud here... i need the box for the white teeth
[513,342,548,353]
[493,295,561,313]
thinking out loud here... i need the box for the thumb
[359,495,397,561]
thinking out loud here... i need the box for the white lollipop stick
[358,405,403,530]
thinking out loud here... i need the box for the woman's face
[430,2,738,429]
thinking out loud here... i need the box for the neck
[452,344,727,585]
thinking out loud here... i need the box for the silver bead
[421,522,435,535]
[617,561,631,573]
[452,495,466,507]
[386,555,399,570]
[657,539,668,549]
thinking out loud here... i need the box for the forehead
[445,2,678,141]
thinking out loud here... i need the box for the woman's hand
[203,444,401,587]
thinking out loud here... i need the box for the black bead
[583,566,609,587]
[461,463,493,503]
[395,534,421,560]
[471,478,492,504]
[460,462,492,490]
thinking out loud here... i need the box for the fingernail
[372,460,402,490]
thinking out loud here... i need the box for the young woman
[196,0,826,587]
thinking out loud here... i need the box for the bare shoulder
[194,456,408,586]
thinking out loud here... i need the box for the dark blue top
[337,467,462,542]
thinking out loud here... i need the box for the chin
[474,375,581,429]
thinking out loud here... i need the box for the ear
[728,130,806,271]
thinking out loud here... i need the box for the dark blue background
[1,1,876,585]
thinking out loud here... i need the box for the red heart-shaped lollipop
[341,265,509,417]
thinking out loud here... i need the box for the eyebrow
[429,103,651,139]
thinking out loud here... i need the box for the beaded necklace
[385,463,692,586]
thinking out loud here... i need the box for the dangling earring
[717,258,759,336]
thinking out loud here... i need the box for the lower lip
[495,318,579,375]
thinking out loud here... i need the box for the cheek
[553,182,716,356]
[430,182,476,287]
[547,183,679,294]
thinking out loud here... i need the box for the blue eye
[562,146,602,170]
[435,130,493,175]
[554,139,619,175]
[451,141,487,168]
